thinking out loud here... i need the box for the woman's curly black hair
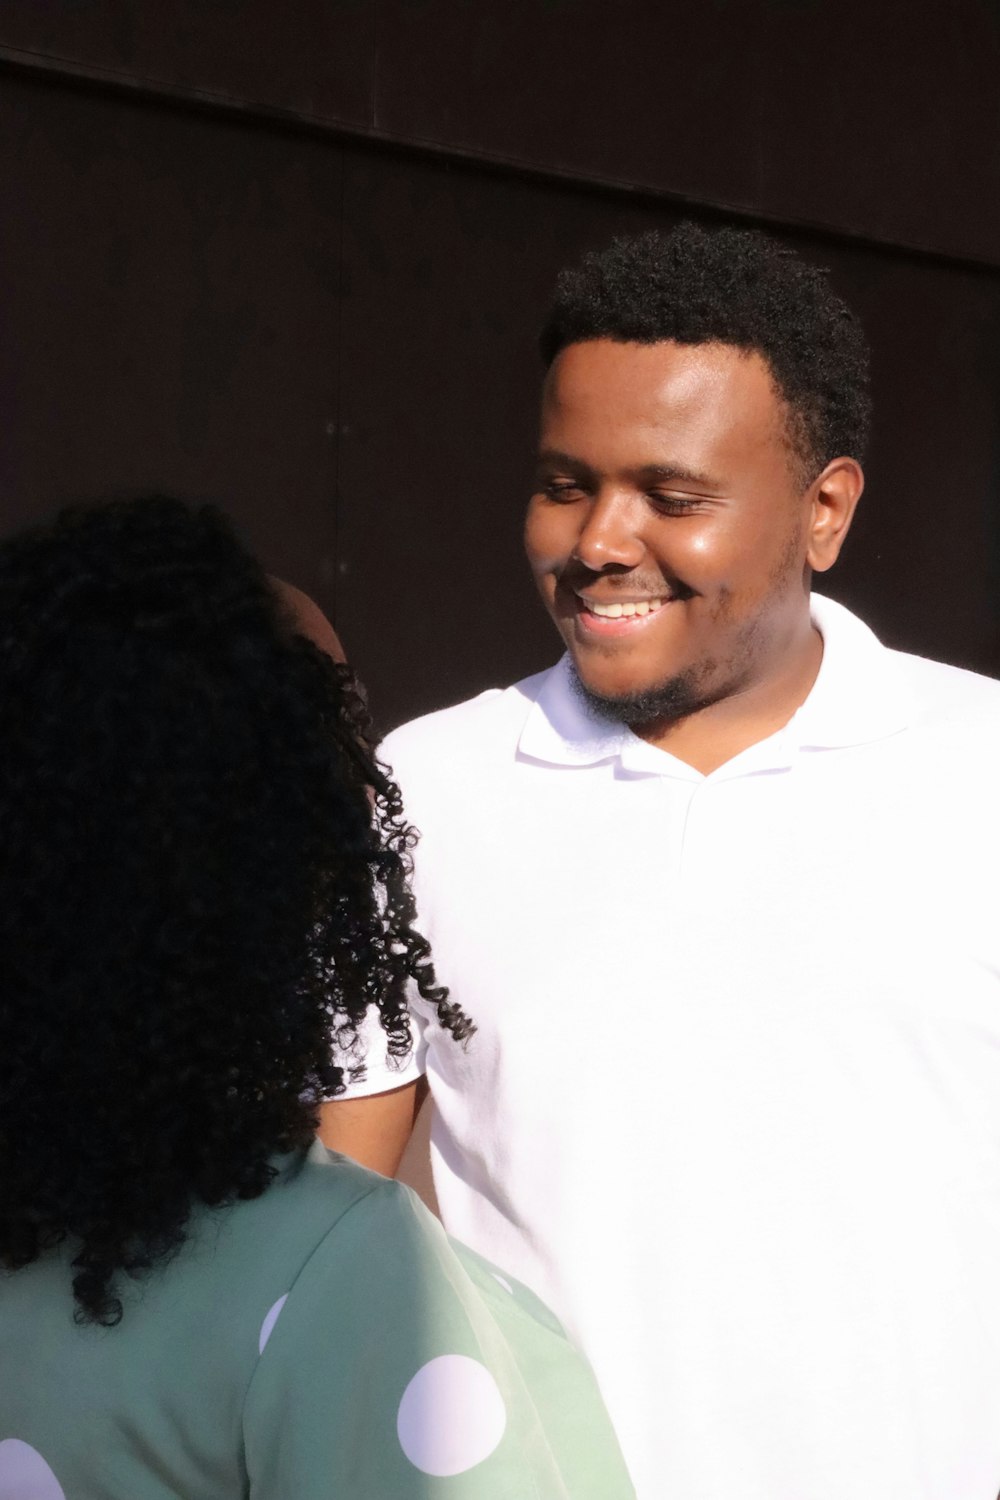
[0,496,472,1325]
[539,221,871,484]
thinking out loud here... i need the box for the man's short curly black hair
[0,496,471,1325]
[539,221,871,482]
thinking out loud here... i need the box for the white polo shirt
[351,595,1000,1500]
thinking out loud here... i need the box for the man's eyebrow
[535,448,597,478]
[536,451,722,490]
[634,462,722,490]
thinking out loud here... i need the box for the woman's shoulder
[243,1147,637,1498]
[114,1145,402,1356]
[267,1140,393,1217]
[213,1142,404,1282]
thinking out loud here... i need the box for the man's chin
[569,663,705,730]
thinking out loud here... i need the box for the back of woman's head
[0,497,467,1324]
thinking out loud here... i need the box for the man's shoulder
[889,645,1000,731]
[380,667,554,781]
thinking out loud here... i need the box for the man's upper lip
[574,590,672,606]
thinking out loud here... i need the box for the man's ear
[806,458,864,574]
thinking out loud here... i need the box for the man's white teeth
[587,597,665,618]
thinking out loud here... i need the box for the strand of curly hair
[0,496,472,1325]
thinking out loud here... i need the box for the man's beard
[570,662,713,731]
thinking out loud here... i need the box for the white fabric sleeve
[327,994,429,1100]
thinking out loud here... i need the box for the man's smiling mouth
[577,594,669,619]
[570,591,677,635]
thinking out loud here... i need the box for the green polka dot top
[0,1143,635,1498]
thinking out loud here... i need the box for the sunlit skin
[524,339,864,775]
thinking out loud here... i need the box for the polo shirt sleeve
[327,993,429,1099]
[326,720,444,1100]
[242,1179,635,1500]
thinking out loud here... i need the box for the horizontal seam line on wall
[3,41,999,279]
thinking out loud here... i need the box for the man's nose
[572,491,645,572]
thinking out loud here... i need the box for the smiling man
[322,224,1000,1499]
[527,330,860,773]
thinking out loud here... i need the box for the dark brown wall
[2,5,999,728]
[3,0,998,263]
[1,76,344,607]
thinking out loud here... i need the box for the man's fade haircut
[539,221,871,484]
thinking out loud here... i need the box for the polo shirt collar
[516,593,912,772]
[790,594,910,750]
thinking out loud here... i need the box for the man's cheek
[524,523,572,583]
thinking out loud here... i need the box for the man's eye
[542,482,585,503]
[649,492,699,515]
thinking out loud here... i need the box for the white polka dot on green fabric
[491,1272,514,1294]
[397,1354,507,1476]
[0,1438,66,1499]
[258,1293,289,1354]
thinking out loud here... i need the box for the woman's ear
[270,577,346,663]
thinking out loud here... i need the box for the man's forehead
[543,337,771,403]
[541,339,781,437]
[537,338,797,487]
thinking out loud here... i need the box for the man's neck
[638,625,824,776]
